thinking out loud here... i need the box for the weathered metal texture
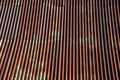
[0,0,120,80]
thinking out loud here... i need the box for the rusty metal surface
[0,0,120,80]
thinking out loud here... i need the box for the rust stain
[1,0,120,80]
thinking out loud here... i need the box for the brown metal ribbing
[1,0,120,80]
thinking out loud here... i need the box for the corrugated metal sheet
[1,0,120,80]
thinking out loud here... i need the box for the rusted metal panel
[1,0,120,80]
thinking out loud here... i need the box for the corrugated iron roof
[1,0,120,80]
